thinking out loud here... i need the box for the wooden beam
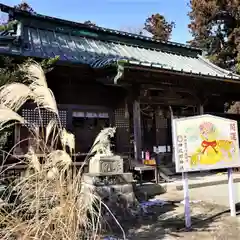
[141,84,198,96]
[139,97,198,106]
[125,65,240,84]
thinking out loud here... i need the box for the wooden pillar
[199,104,204,115]
[66,105,73,131]
[133,100,142,161]
[114,105,130,154]
[169,106,176,163]
[197,92,205,115]
[13,124,22,155]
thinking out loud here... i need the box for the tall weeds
[0,61,104,239]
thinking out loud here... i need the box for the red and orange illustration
[191,122,236,166]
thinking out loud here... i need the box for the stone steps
[158,164,175,176]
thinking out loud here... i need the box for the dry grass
[0,61,123,239]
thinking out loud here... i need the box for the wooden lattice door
[114,107,131,156]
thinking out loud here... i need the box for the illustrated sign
[172,115,240,172]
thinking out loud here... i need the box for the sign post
[228,168,236,217]
[172,115,239,227]
[182,172,191,229]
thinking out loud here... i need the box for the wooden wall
[48,71,130,156]
[47,70,125,108]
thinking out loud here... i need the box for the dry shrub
[0,61,123,239]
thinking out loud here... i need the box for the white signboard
[172,114,240,173]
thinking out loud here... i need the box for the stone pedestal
[82,173,137,203]
[82,172,139,225]
[83,155,140,227]
[82,159,139,229]
[89,155,124,175]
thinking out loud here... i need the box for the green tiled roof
[0,3,240,81]
[0,3,200,52]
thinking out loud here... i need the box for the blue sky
[1,0,192,43]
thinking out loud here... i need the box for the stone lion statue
[90,127,116,156]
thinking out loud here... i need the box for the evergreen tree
[188,0,240,73]
[144,13,175,41]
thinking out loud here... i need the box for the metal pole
[228,168,236,217]
[182,172,191,228]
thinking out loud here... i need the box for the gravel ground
[130,201,240,240]
[105,190,240,240]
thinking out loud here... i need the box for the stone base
[82,172,134,185]
[81,172,139,225]
[88,155,123,175]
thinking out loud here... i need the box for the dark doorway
[72,110,110,154]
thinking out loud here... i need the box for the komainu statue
[90,127,116,157]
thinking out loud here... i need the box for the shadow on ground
[132,205,230,239]
[104,201,231,240]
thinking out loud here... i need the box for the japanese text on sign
[177,135,188,170]
[230,123,237,141]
